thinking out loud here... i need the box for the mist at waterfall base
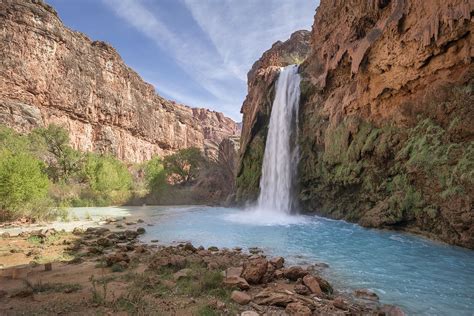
[227,65,304,226]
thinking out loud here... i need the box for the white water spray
[227,65,304,225]
[257,64,301,214]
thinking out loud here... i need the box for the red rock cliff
[0,0,239,162]
[238,0,473,248]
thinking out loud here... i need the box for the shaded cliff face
[0,0,239,163]
[238,0,473,248]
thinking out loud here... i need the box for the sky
[46,0,318,121]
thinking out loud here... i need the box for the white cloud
[102,0,317,120]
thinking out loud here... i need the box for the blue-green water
[90,206,474,315]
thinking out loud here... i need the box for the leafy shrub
[83,154,132,204]
[0,150,50,220]
[29,124,83,182]
[163,147,204,184]
[144,156,166,192]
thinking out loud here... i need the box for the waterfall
[257,65,300,214]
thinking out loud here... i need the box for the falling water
[257,65,301,214]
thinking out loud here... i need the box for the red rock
[285,302,312,316]
[269,256,285,269]
[231,290,251,305]
[241,258,268,284]
[302,275,322,296]
[283,266,308,281]
[223,276,250,290]
[0,0,239,163]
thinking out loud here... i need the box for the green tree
[30,124,82,182]
[84,154,132,196]
[163,147,204,184]
[144,156,167,192]
[0,150,50,218]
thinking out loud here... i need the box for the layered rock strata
[0,0,239,162]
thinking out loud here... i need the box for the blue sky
[46,0,318,121]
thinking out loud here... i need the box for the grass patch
[32,281,82,293]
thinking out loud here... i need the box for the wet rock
[208,246,219,251]
[332,297,348,310]
[354,289,379,301]
[302,275,322,295]
[223,276,250,290]
[136,227,146,235]
[283,266,308,281]
[183,242,197,252]
[231,290,251,305]
[137,219,144,223]
[269,256,284,269]
[124,230,139,239]
[151,239,159,243]
[249,247,263,254]
[380,304,406,316]
[314,275,333,294]
[242,257,268,284]
[294,284,310,295]
[285,302,312,316]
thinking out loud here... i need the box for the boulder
[332,297,348,310]
[223,276,250,290]
[253,288,294,307]
[226,266,243,278]
[314,275,333,294]
[136,227,146,235]
[285,302,312,316]
[106,252,130,266]
[302,275,322,295]
[380,304,406,316]
[294,284,310,295]
[183,242,197,252]
[354,289,379,301]
[283,266,308,281]
[242,258,268,284]
[269,256,284,269]
[231,290,251,305]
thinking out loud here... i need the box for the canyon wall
[0,0,239,163]
[237,0,473,248]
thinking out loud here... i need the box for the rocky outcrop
[237,0,473,248]
[0,0,239,163]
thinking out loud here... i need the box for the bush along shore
[0,220,404,315]
[0,124,236,224]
